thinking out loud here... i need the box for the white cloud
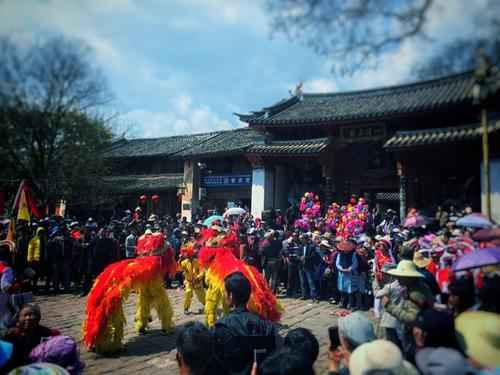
[174,94,192,114]
[304,78,338,93]
[126,102,237,138]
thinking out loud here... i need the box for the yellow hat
[388,260,424,278]
[413,252,431,269]
[455,311,500,368]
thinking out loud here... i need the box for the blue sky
[0,0,494,138]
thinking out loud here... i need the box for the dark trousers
[299,266,317,299]
[53,262,71,292]
[385,327,402,349]
[340,291,356,309]
[265,259,280,294]
[286,259,300,294]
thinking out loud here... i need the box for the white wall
[481,158,500,223]
[251,167,265,219]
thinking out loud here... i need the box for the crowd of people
[0,196,499,374]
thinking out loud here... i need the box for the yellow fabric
[180,258,204,288]
[17,190,30,223]
[204,269,229,327]
[92,303,126,353]
[184,287,206,310]
[27,227,43,262]
[135,275,175,333]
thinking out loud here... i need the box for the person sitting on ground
[212,272,275,375]
[254,347,314,375]
[29,335,85,375]
[176,321,214,375]
[448,275,475,317]
[2,303,60,370]
[347,339,419,375]
[328,311,376,374]
[412,308,459,362]
[455,310,500,372]
[283,327,319,367]
[415,347,476,375]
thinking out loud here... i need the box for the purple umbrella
[456,213,493,228]
[472,227,500,241]
[402,215,431,228]
[452,247,500,271]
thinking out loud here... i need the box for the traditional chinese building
[101,128,256,220]
[102,69,500,222]
[237,69,500,221]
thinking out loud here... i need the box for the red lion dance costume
[82,231,176,353]
[198,228,282,327]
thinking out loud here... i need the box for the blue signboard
[203,174,252,187]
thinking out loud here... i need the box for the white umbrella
[456,213,493,228]
[224,207,246,216]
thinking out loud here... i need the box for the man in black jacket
[212,272,275,375]
[298,233,319,303]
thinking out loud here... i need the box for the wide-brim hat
[211,225,225,232]
[387,260,424,278]
[337,240,356,251]
[381,262,397,274]
[455,311,500,368]
[320,240,332,248]
[413,252,431,268]
[350,340,419,375]
[415,347,474,375]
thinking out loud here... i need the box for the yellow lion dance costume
[197,228,282,327]
[82,230,176,353]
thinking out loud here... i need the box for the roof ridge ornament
[294,78,303,98]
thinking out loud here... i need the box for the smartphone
[328,326,341,348]
[254,348,267,365]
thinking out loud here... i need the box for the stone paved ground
[36,290,374,374]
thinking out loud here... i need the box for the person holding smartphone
[212,272,276,375]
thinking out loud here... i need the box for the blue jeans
[299,266,317,299]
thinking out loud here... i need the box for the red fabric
[427,261,438,275]
[375,249,392,281]
[436,267,451,292]
[12,181,43,219]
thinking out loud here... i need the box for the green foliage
[0,36,115,209]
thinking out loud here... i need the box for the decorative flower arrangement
[295,193,370,237]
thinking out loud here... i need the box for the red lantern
[152,194,159,202]
[140,195,147,203]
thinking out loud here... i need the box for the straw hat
[413,252,431,268]
[387,260,424,278]
[320,240,332,248]
[349,340,419,375]
[455,311,500,368]
[337,239,357,251]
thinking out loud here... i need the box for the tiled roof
[383,121,500,150]
[237,71,476,126]
[102,128,258,159]
[246,137,330,155]
[103,174,183,192]
[173,127,256,157]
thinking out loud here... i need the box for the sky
[0,0,495,138]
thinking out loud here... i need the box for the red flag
[12,181,42,219]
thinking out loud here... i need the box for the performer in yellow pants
[135,274,175,333]
[179,244,206,315]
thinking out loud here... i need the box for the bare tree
[265,0,433,75]
[0,36,114,211]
